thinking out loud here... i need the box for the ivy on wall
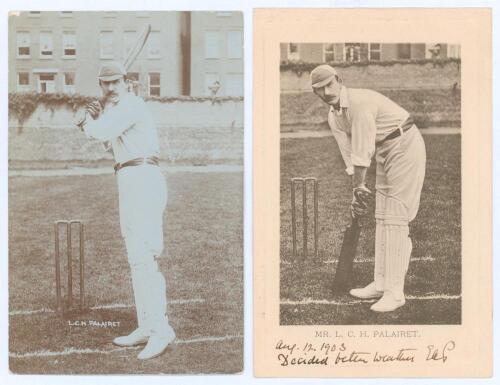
[280,58,461,75]
[9,92,93,128]
[9,92,244,131]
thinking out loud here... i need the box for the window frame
[225,73,243,96]
[147,31,161,59]
[39,31,54,59]
[100,31,114,59]
[368,43,381,61]
[16,31,31,59]
[17,72,30,92]
[148,72,161,97]
[62,31,77,59]
[205,30,221,59]
[227,30,243,59]
[287,43,299,61]
[323,43,335,63]
[63,72,76,94]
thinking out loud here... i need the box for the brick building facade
[9,11,243,97]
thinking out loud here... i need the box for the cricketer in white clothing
[80,61,175,359]
[310,65,426,312]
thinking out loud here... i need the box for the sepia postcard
[8,10,243,374]
[254,8,491,377]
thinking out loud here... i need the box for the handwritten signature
[426,341,456,363]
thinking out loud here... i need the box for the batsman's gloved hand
[351,184,372,219]
[85,100,102,120]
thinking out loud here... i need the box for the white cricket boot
[113,267,150,346]
[349,281,384,299]
[370,291,406,312]
[113,328,149,347]
[137,324,176,360]
[137,267,176,360]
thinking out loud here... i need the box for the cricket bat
[76,23,151,129]
[332,217,361,294]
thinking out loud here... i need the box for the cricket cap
[310,64,338,88]
[98,61,126,81]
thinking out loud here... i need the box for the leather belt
[114,156,159,174]
[379,116,415,143]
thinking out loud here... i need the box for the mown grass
[281,89,461,131]
[9,170,243,374]
[280,134,461,325]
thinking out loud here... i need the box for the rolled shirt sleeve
[328,109,354,175]
[350,106,377,167]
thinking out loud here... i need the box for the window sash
[369,43,381,61]
[100,31,114,58]
[287,43,299,61]
[18,72,29,85]
[225,73,243,96]
[63,32,76,57]
[64,73,75,85]
[39,32,53,57]
[227,30,242,59]
[148,73,161,96]
[17,32,30,57]
[147,31,161,58]
[323,43,334,62]
[205,31,220,59]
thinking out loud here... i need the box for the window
[147,31,161,58]
[345,43,361,62]
[28,11,41,17]
[205,31,221,59]
[204,73,220,96]
[323,43,334,62]
[216,12,232,17]
[63,73,75,94]
[397,44,411,60]
[38,73,56,93]
[59,11,73,17]
[148,72,160,96]
[100,31,114,59]
[225,73,243,96]
[17,32,30,58]
[448,44,461,58]
[287,43,299,61]
[17,72,30,92]
[126,72,140,95]
[227,30,242,59]
[369,43,381,61]
[39,32,53,58]
[124,31,136,58]
[62,31,76,58]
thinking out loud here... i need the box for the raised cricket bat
[332,217,361,294]
[76,23,151,129]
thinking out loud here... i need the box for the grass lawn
[280,134,461,325]
[9,170,243,374]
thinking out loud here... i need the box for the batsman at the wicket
[77,61,174,360]
[311,64,426,313]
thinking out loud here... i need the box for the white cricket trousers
[373,126,426,299]
[117,164,171,335]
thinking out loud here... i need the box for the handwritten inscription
[275,339,455,367]
[426,341,456,363]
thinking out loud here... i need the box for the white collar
[331,86,349,114]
